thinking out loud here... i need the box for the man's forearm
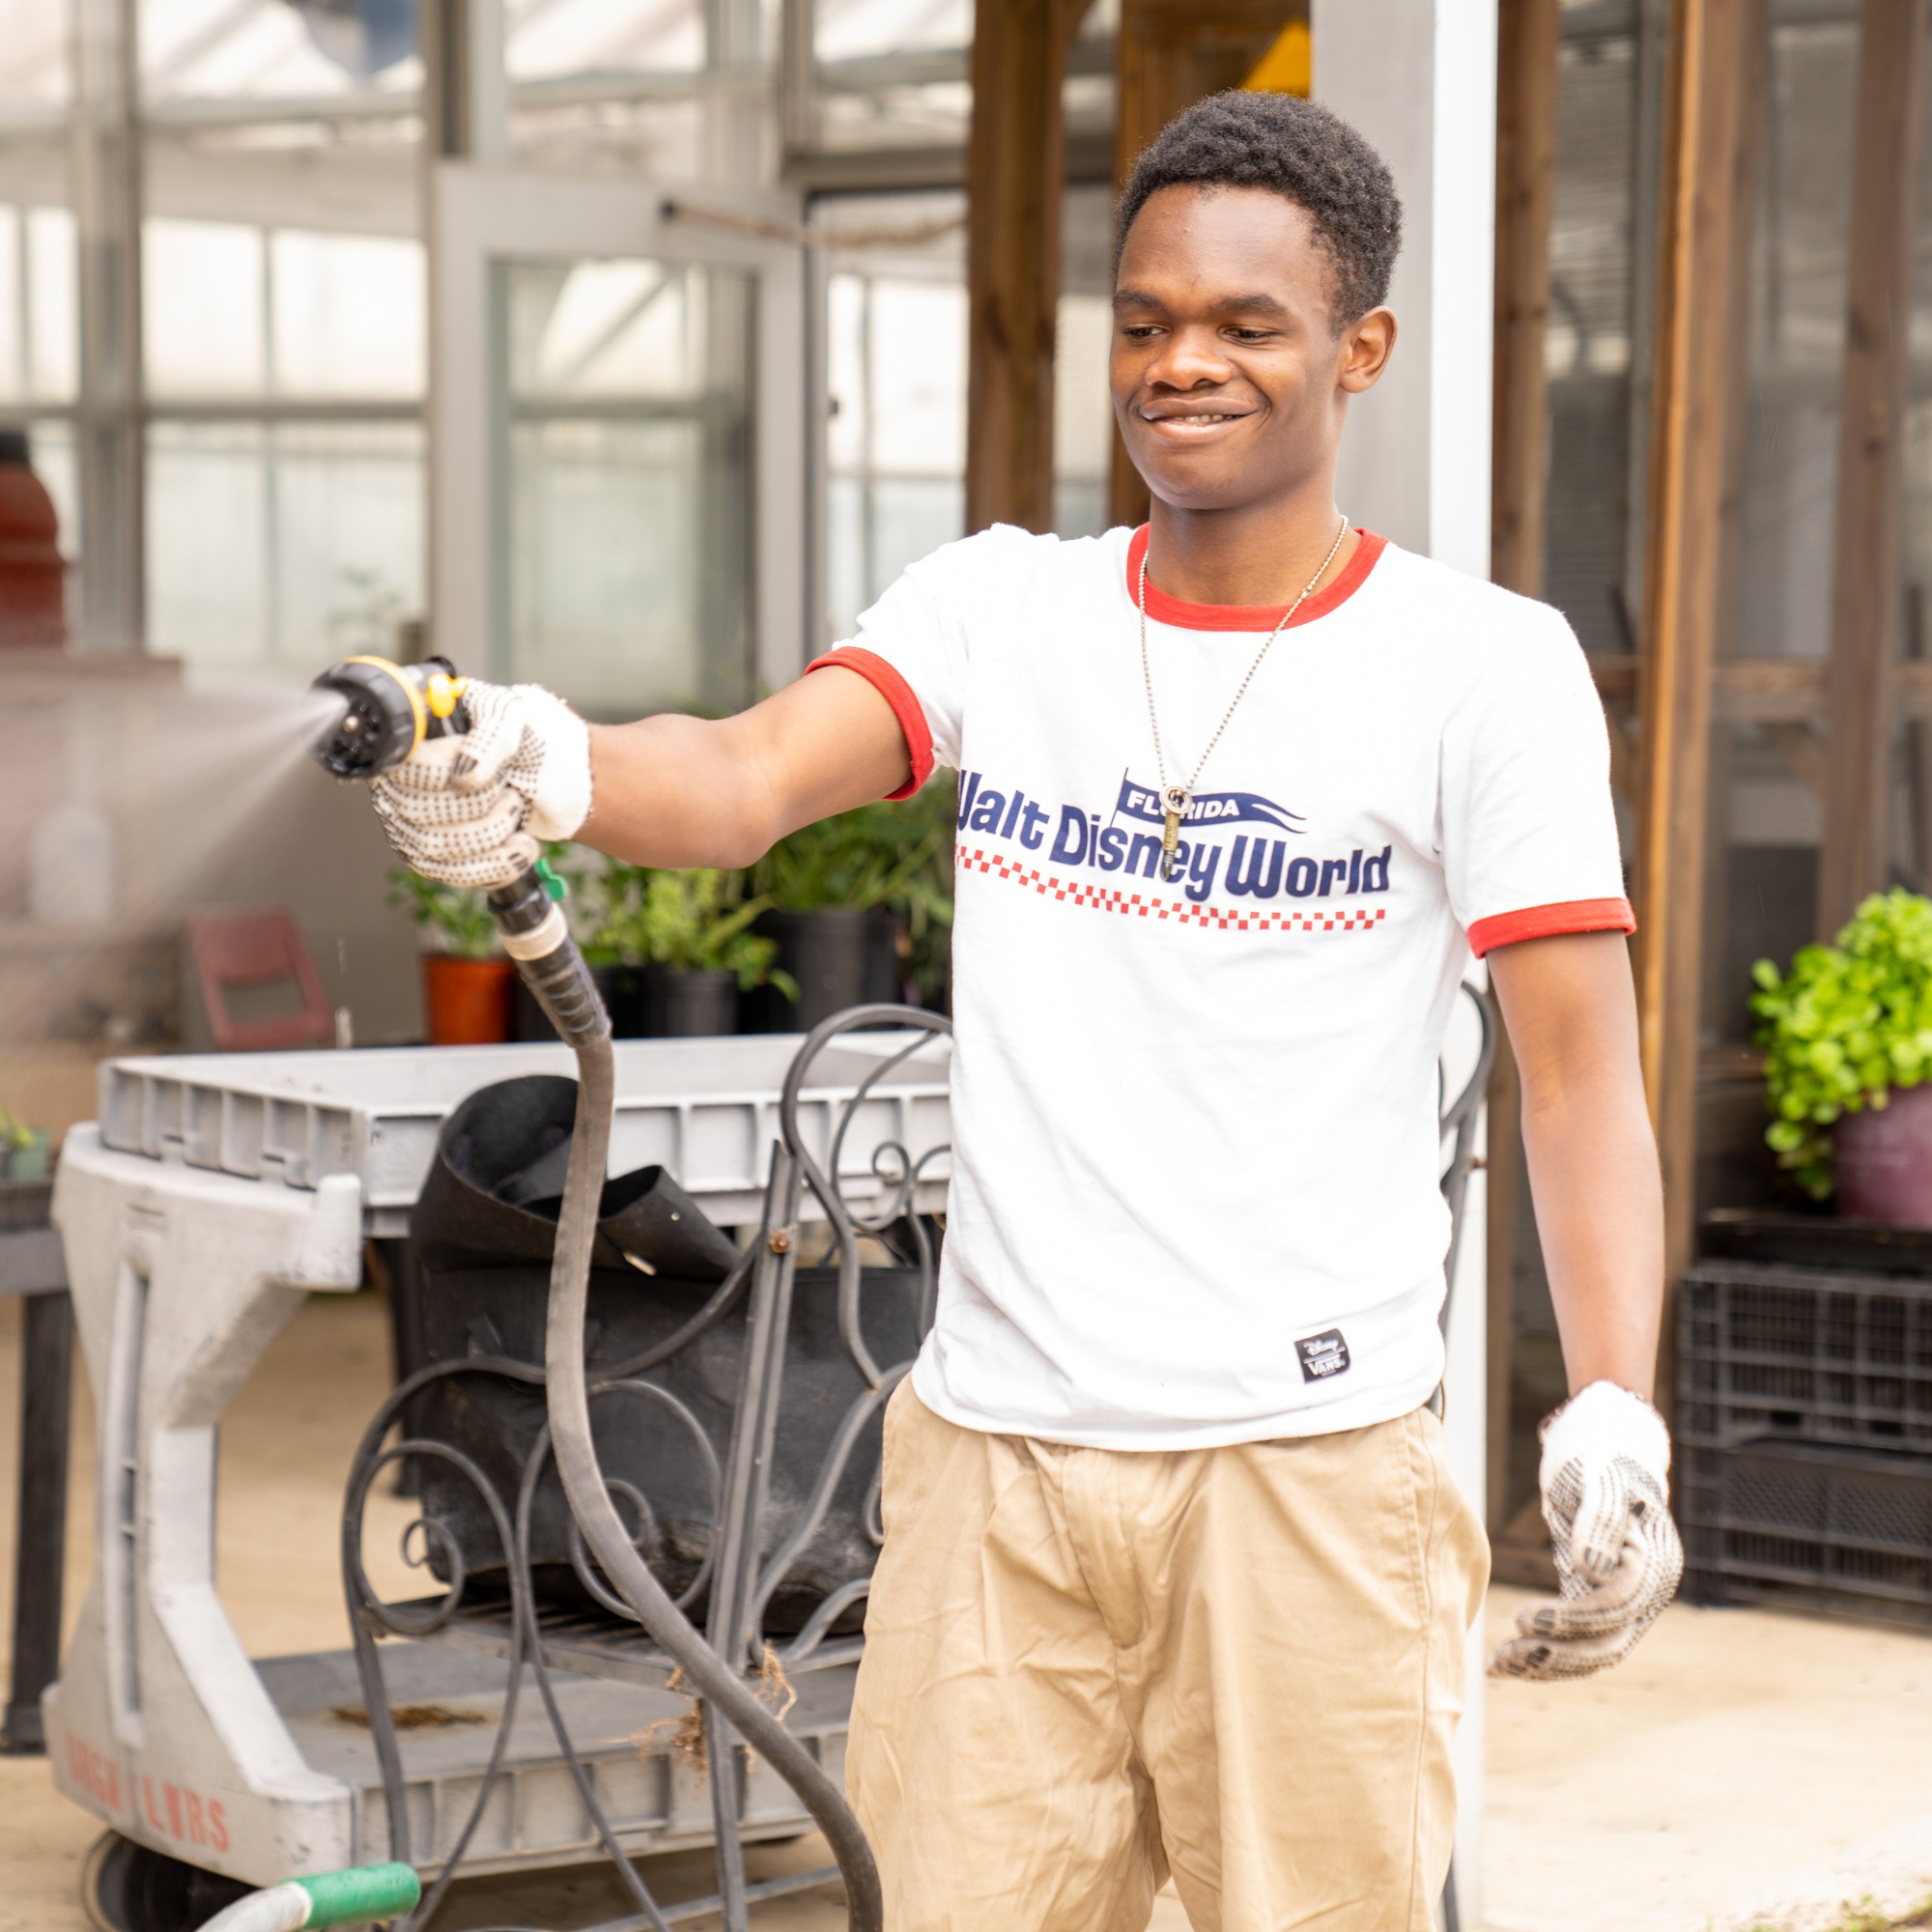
[578,666,915,870]
[1519,1063,1663,1396]
[1492,932,1664,1400]
[582,714,782,869]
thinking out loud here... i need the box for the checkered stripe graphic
[954,844,1390,933]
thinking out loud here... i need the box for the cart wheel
[81,1833,253,1932]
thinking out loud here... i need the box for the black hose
[490,868,885,1932]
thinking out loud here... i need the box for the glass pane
[507,0,706,79]
[1732,17,1861,661]
[271,419,426,661]
[145,217,267,397]
[0,0,70,104]
[1543,31,1637,657]
[147,418,423,677]
[867,280,964,472]
[147,420,270,662]
[270,229,424,398]
[0,205,81,406]
[502,257,753,718]
[28,206,77,401]
[140,0,416,101]
[818,0,969,58]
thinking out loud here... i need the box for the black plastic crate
[1680,1438,1932,1626]
[1679,1261,1932,1450]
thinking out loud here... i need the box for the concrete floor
[2,1291,1929,1932]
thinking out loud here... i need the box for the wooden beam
[964,0,1092,534]
[1108,0,1310,529]
[1491,0,1561,599]
[1760,721,1829,797]
[1593,653,1932,722]
[1634,0,1757,1334]
[1817,0,1931,932]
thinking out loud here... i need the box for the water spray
[306,658,884,1930]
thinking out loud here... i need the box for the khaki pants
[847,1385,1489,1932]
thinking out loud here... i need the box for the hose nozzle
[310,654,470,779]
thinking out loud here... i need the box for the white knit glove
[1488,1379,1684,1682]
[369,680,592,891]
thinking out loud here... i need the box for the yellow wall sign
[1242,18,1312,98]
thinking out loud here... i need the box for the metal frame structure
[339,1005,949,1930]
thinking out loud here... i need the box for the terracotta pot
[1835,1084,1932,1225]
[422,954,515,1046]
[0,429,66,649]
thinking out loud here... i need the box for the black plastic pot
[641,965,738,1037]
[743,908,901,1034]
[514,962,644,1042]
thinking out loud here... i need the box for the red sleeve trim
[806,647,934,800]
[1467,897,1637,958]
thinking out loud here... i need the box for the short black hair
[1115,91,1403,325]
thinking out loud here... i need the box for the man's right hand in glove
[1487,1380,1683,1681]
[1485,929,1673,1683]
[365,662,915,888]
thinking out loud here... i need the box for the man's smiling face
[1110,185,1391,515]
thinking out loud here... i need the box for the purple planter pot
[1835,1084,1932,1225]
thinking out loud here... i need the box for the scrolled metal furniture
[341,1006,951,1932]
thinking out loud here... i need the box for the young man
[374,90,1681,1932]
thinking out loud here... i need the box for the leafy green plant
[751,776,957,1003]
[587,865,798,997]
[0,1105,37,1151]
[387,868,499,961]
[1751,888,1932,1198]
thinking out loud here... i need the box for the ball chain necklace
[1139,513,1351,881]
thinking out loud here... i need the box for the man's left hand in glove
[1487,1379,1683,1682]
[368,679,592,891]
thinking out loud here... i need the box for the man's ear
[1339,307,1397,394]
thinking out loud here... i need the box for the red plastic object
[1836,1083,1932,1226]
[187,908,334,1053]
[422,955,515,1045]
[0,430,66,648]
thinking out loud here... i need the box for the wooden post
[1817,0,1931,935]
[1485,0,1560,1529]
[1634,0,1758,1357]
[1108,0,1311,530]
[1491,0,1560,600]
[964,0,1092,534]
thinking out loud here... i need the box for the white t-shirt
[809,524,1632,1449]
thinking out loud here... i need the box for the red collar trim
[1123,525,1388,632]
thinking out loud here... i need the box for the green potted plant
[749,777,956,1031]
[1751,887,1932,1220]
[388,869,516,1045]
[592,865,797,1037]
[0,1104,50,1184]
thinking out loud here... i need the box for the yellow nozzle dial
[425,671,469,721]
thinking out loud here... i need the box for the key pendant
[1160,786,1188,882]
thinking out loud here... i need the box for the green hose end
[291,1862,420,1926]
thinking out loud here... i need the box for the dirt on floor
[3,1290,1930,1932]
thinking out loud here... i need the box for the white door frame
[428,164,809,702]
